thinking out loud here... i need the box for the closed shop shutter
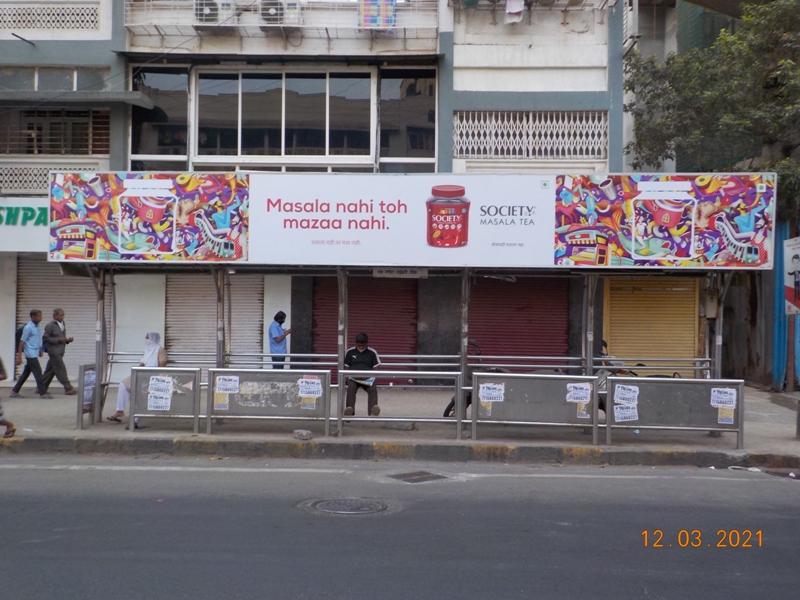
[604,277,699,375]
[165,273,217,377]
[312,277,418,357]
[468,277,570,357]
[227,274,264,364]
[15,253,112,384]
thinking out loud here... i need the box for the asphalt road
[0,456,798,600]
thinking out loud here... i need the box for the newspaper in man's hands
[351,377,375,386]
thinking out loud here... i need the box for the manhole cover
[388,471,447,484]
[310,498,388,515]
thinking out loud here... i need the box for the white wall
[0,255,17,387]
[110,274,166,382]
[263,275,292,367]
[453,10,608,92]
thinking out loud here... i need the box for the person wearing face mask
[269,311,291,369]
[106,332,168,424]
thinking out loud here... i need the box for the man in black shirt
[343,332,381,416]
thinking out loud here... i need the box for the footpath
[1,385,799,467]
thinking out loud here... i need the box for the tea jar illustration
[116,178,177,255]
[632,180,698,260]
[426,185,470,248]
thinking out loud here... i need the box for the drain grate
[388,470,447,484]
[310,498,388,515]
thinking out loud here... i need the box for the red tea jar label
[427,185,469,248]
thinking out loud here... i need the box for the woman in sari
[107,332,168,423]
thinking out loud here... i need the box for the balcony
[124,0,438,50]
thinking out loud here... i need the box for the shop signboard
[783,236,800,315]
[49,172,776,269]
[0,197,49,253]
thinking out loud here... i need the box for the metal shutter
[468,277,570,357]
[227,273,264,365]
[165,273,217,378]
[312,276,418,356]
[604,277,699,375]
[15,254,112,384]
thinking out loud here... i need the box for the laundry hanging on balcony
[505,0,524,24]
[358,0,397,32]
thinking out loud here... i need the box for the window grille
[453,110,608,160]
[0,108,110,156]
[0,4,99,30]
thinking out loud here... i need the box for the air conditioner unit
[194,0,237,25]
[260,0,303,27]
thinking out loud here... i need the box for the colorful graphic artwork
[783,237,800,315]
[554,174,775,268]
[49,173,249,262]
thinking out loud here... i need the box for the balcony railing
[0,156,109,196]
[124,0,438,41]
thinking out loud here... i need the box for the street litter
[727,466,761,472]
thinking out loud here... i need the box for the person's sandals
[65,389,77,396]
[3,428,16,439]
[39,394,53,399]
[9,392,22,398]
[106,416,122,423]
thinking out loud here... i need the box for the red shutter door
[312,277,418,357]
[468,277,569,357]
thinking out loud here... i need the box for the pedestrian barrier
[76,363,97,429]
[130,367,202,433]
[470,372,600,443]
[604,377,745,449]
[206,369,332,435]
[339,370,465,438]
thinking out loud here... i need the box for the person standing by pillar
[42,308,76,395]
[10,309,51,399]
[269,311,291,369]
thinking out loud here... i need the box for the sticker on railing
[214,392,229,411]
[577,402,591,419]
[147,393,171,411]
[566,382,591,403]
[479,383,505,403]
[614,384,639,405]
[717,406,734,425]
[614,404,639,422]
[216,375,240,394]
[710,387,736,409]
[148,376,172,395]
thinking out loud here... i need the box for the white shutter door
[15,254,111,385]
[165,274,217,378]
[227,274,264,367]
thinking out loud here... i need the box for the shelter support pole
[214,268,226,369]
[583,274,598,377]
[461,268,469,441]
[714,273,732,380]
[87,265,106,424]
[336,267,347,435]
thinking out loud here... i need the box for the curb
[2,435,800,468]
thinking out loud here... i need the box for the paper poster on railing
[614,384,640,405]
[718,407,735,425]
[479,383,505,403]
[148,376,172,395]
[614,404,639,422]
[566,382,591,403]
[710,387,736,408]
[298,377,323,398]
[147,393,171,411]
[216,375,240,394]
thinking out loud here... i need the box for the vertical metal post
[460,268,470,440]
[584,274,597,378]
[214,268,226,369]
[336,267,347,435]
[87,266,106,425]
[737,381,745,450]
[714,274,732,379]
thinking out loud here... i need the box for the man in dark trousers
[10,309,51,399]
[42,308,76,395]
[343,332,381,417]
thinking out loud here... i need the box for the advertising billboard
[49,172,775,269]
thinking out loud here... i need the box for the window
[0,108,109,155]
[131,67,189,158]
[0,67,109,92]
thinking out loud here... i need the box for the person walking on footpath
[343,332,381,417]
[0,357,16,438]
[42,308,76,395]
[10,309,52,399]
[269,311,291,369]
